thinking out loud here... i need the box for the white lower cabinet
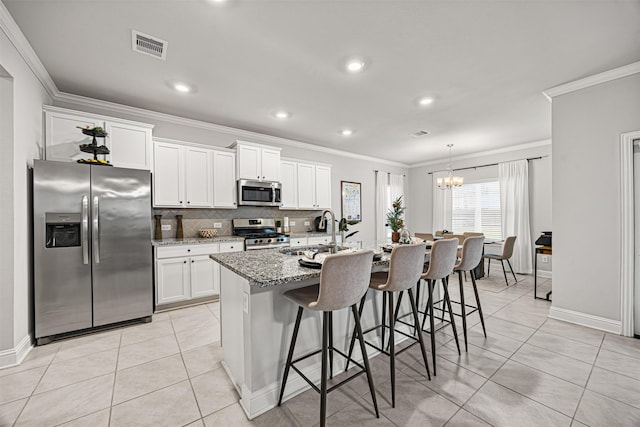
[289,237,308,248]
[156,243,239,307]
[308,235,332,245]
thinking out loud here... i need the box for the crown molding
[409,139,552,169]
[55,91,410,168]
[0,1,58,98]
[543,61,640,101]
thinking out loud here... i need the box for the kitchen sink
[279,245,347,256]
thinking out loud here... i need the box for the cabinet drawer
[308,235,331,245]
[220,241,244,253]
[290,238,308,248]
[156,244,219,259]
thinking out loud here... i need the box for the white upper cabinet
[233,141,281,181]
[296,162,332,210]
[153,141,185,207]
[279,160,298,209]
[44,106,153,170]
[213,151,237,208]
[184,147,213,208]
[153,139,236,209]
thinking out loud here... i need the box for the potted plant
[338,218,359,244]
[386,196,405,243]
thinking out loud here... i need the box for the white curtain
[499,160,533,274]
[375,171,389,244]
[389,173,404,203]
[432,171,452,232]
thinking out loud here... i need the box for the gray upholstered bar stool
[484,235,518,285]
[453,235,486,351]
[277,250,378,427]
[345,242,430,408]
[418,238,461,375]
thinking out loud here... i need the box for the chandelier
[437,144,464,190]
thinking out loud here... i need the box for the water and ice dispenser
[45,213,81,248]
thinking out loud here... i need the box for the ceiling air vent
[131,30,167,60]
[411,130,430,137]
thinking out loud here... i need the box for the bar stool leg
[387,291,396,408]
[487,258,491,276]
[443,277,461,355]
[345,294,367,372]
[351,304,380,418]
[426,279,437,376]
[320,311,329,427]
[328,312,334,379]
[278,306,304,406]
[407,288,431,380]
[507,259,517,283]
[381,292,387,352]
[458,271,468,352]
[470,270,487,337]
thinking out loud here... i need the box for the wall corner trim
[0,334,32,369]
[548,306,621,335]
[543,61,640,100]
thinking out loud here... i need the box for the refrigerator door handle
[93,196,100,264]
[82,195,89,264]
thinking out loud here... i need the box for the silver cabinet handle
[93,196,100,264]
[82,195,89,264]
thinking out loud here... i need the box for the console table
[534,245,552,300]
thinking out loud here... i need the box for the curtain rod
[427,155,548,175]
[373,170,406,177]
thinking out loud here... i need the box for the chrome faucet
[318,209,338,253]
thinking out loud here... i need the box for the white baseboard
[0,335,32,369]
[549,306,621,334]
[537,270,552,279]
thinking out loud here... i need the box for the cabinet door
[279,160,298,209]
[213,151,237,208]
[260,148,281,181]
[191,254,218,298]
[185,147,213,207]
[156,258,190,305]
[308,235,332,245]
[237,145,261,180]
[297,163,316,209]
[314,165,332,209]
[153,142,185,207]
[105,121,152,170]
[45,110,103,162]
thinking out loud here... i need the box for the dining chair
[345,243,430,408]
[278,250,379,427]
[484,236,518,285]
[453,236,486,351]
[415,232,434,241]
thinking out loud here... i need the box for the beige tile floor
[2,266,640,426]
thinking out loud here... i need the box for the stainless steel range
[233,218,290,250]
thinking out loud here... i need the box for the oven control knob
[267,239,272,243]
[257,239,263,243]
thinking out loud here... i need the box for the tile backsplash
[152,207,323,239]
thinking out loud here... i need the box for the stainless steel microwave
[237,179,282,206]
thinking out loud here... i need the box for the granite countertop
[288,232,330,238]
[153,236,245,246]
[210,247,390,288]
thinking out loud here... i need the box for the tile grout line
[569,332,606,425]
[106,328,124,427]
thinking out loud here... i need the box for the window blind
[452,181,502,240]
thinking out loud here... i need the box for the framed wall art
[341,181,362,222]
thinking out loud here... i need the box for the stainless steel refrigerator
[33,160,152,344]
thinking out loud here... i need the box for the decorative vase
[154,215,163,240]
[176,215,184,239]
[391,231,400,243]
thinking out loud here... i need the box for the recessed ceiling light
[345,59,365,73]
[174,83,191,93]
[274,111,291,119]
[340,129,354,136]
[418,97,434,106]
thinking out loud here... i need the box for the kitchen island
[210,247,396,419]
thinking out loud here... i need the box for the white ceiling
[4,0,640,165]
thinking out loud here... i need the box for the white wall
[552,73,640,325]
[0,28,51,366]
[407,143,552,271]
[53,99,408,246]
